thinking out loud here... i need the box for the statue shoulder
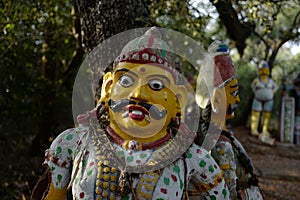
[49,126,90,152]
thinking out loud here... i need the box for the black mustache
[108,99,134,112]
[260,72,269,76]
[227,103,238,115]
[108,99,167,120]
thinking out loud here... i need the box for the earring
[96,101,109,120]
[176,115,181,127]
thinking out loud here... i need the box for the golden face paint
[224,77,240,120]
[258,67,270,77]
[105,62,182,143]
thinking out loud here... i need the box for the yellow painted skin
[211,77,240,129]
[224,78,240,120]
[44,183,67,200]
[258,67,270,83]
[262,111,271,133]
[100,62,186,144]
[250,111,260,135]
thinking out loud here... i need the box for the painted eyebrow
[147,74,171,84]
[230,83,239,88]
[114,68,138,78]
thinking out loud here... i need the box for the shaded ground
[0,139,43,200]
[234,126,300,200]
[0,126,299,199]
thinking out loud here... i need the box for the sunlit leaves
[149,0,211,42]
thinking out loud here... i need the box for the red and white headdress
[208,41,237,88]
[113,27,179,81]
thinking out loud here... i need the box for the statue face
[212,76,240,125]
[102,62,184,141]
[224,77,240,120]
[258,67,270,77]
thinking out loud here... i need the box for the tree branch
[62,0,84,88]
[209,0,255,56]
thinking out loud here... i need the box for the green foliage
[148,0,300,128]
[149,0,217,45]
[0,0,76,140]
[274,51,300,85]
[148,0,230,92]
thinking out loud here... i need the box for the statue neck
[106,125,170,150]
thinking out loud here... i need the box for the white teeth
[145,115,151,122]
[122,110,129,118]
[123,110,150,122]
[131,110,143,115]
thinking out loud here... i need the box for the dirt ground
[234,126,300,200]
[0,126,299,200]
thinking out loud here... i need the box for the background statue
[189,41,264,200]
[250,60,278,145]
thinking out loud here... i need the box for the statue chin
[120,126,165,139]
[110,117,168,142]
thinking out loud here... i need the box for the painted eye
[231,90,239,97]
[118,75,135,88]
[148,79,164,90]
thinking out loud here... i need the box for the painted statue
[31,27,229,200]
[250,60,278,145]
[189,41,264,200]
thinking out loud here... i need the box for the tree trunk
[75,0,153,53]
[30,21,58,156]
[74,0,153,103]
[30,3,85,156]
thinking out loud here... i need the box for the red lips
[125,105,149,121]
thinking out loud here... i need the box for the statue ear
[211,87,226,113]
[211,88,218,111]
[99,72,113,103]
[175,85,189,116]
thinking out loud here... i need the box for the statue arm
[251,78,259,93]
[211,140,238,199]
[31,128,83,200]
[44,182,68,200]
[186,144,230,200]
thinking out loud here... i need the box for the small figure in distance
[250,60,278,145]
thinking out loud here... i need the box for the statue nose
[129,82,150,101]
